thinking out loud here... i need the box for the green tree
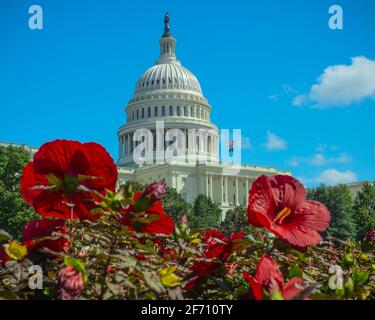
[161,187,194,223]
[0,145,38,240]
[353,182,375,240]
[308,184,357,240]
[191,194,222,229]
[219,206,247,235]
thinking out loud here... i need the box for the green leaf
[289,249,305,262]
[352,270,369,285]
[0,229,12,242]
[64,256,88,283]
[288,260,303,279]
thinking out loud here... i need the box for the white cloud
[293,56,375,108]
[265,131,287,151]
[316,169,357,186]
[287,152,352,167]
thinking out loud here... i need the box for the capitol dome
[118,13,219,168]
[133,63,203,99]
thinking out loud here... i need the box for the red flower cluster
[20,140,118,221]
[185,230,244,290]
[121,192,174,236]
[243,256,306,300]
[23,219,68,253]
[248,175,330,249]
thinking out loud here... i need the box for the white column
[206,174,209,197]
[220,176,224,204]
[119,137,122,158]
[224,176,228,204]
[236,177,239,205]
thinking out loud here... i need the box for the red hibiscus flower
[22,219,69,253]
[184,230,244,290]
[247,175,330,249]
[20,140,118,221]
[203,229,244,261]
[243,256,306,300]
[121,192,174,236]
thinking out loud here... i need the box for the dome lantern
[156,13,178,65]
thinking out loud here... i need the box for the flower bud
[180,215,188,225]
[142,179,167,202]
[366,230,375,242]
[134,180,167,211]
[57,265,84,300]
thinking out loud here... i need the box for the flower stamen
[274,207,292,224]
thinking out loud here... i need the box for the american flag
[228,140,234,153]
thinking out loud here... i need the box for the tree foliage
[0,146,38,240]
[161,187,194,223]
[353,182,375,240]
[308,184,357,240]
[191,194,222,229]
[219,206,247,235]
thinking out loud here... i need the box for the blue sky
[0,0,374,187]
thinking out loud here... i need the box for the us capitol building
[117,14,290,213]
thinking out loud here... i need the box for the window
[163,79,166,84]
[169,105,173,115]
[184,106,187,116]
[148,107,151,117]
[132,110,135,120]
[182,177,187,183]
[177,106,181,116]
[157,79,160,84]
[141,108,144,118]
[146,81,149,86]
[162,106,165,116]
[142,82,145,87]
[168,78,172,84]
[151,80,154,85]
[136,109,139,119]
[191,106,194,117]
[155,106,158,117]
[233,181,235,187]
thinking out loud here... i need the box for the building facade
[117,14,290,214]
